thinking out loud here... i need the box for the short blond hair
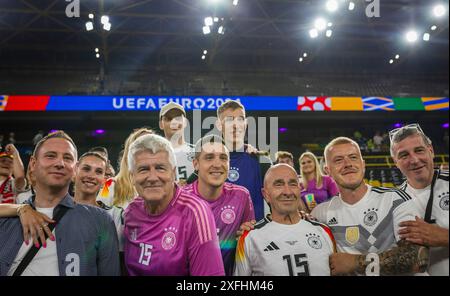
[217,100,245,119]
[275,151,293,162]
[323,137,361,164]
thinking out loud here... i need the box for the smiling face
[194,142,229,189]
[159,109,186,141]
[75,155,106,197]
[30,138,77,192]
[392,134,435,189]
[131,150,176,205]
[300,155,316,175]
[263,164,301,216]
[325,143,365,191]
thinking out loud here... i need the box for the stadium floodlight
[218,26,225,34]
[96,53,100,58]
[101,15,109,25]
[88,13,94,19]
[201,55,206,60]
[328,22,333,27]
[348,1,355,11]
[299,57,304,62]
[314,18,327,31]
[95,48,99,53]
[326,29,333,37]
[309,29,319,38]
[433,4,446,17]
[103,22,111,31]
[431,25,437,30]
[389,59,394,64]
[204,17,213,26]
[423,33,430,41]
[203,26,211,34]
[203,50,208,55]
[326,0,338,12]
[233,0,239,6]
[214,17,219,22]
[85,21,94,31]
[303,52,308,57]
[405,30,418,43]
[395,54,400,59]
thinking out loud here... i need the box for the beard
[337,178,364,191]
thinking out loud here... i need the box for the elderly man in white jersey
[390,124,449,276]
[311,137,428,275]
[234,164,336,276]
[159,102,195,183]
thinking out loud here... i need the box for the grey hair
[194,135,229,159]
[127,134,177,172]
[390,127,432,157]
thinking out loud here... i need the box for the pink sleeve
[242,191,255,223]
[187,202,225,276]
[325,176,339,197]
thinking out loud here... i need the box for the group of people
[0,100,448,276]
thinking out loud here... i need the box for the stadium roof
[0,0,448,75]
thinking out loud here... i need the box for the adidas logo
[263,242,280,252]
[328,217,338,225]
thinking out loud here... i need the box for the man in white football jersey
[390,124,449,276]
[159,102,195,183]
[311,137,428,275]
[234,164,336,276]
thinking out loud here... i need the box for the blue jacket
[0,194,120,276]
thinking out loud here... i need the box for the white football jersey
[96,178,116,207]
[234,219,336,276]
[400,170,449,276]
[173,143,195,181]
[312,185,419,255]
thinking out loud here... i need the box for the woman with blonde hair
[97,127,154,208]
[299,151,338,211]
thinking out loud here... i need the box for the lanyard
[424,170,439,224]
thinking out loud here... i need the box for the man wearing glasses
[311,137,428,275]
[390,124,449,276]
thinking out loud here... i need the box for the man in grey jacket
[0,131,119,276]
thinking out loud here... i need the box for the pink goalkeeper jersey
[124,185,225,276]
[184,181,255,275]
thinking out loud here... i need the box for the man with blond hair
[311,136,428,275]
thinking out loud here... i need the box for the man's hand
[5,144,19,157]
[18,205,55,247]
[307,200,317,211]
[329,253,358,276]
[299,210,316,221]
[399,216,449,247]
[246,144,258,154]
[236,220,256,240]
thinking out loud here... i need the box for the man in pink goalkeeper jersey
[184,135,255,275]
[123,134,225,276]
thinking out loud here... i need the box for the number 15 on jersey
[139,243,153,266]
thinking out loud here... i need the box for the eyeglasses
[388,123,425,144]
